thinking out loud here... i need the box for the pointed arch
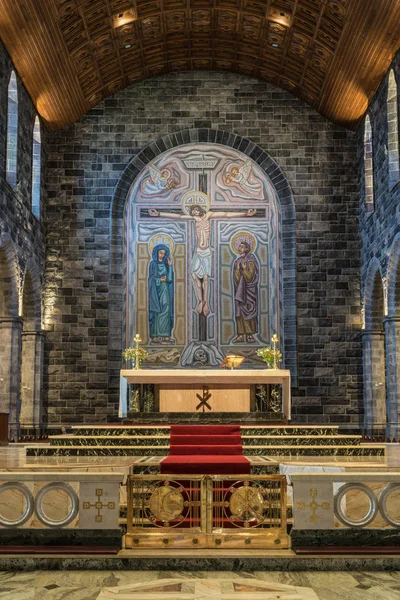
[363,114,374,210]
[22,259,42,330]
[388,70,399,190]
[364,258,384,331]
[32,116,41,218]
[6,71,18,188]
[0,233,20,318]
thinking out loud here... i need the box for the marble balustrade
[291,472,400,530]
[0,472,124,530]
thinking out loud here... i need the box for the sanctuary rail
[126,474,289,549]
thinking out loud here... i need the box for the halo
[181,190,210,215]
[149,234,175,256]
[231,231,257,255]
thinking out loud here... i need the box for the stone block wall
[358,50,400,435]
[0,40,46,267]
[359,50,400,285]
[45,71,362,426]
[0,40,46,433]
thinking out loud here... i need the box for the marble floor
[0,570,399,600]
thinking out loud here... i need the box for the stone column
[0,317,23,437]
[384,317,400,439]
[20,330,45,433]
[362,329,386,435]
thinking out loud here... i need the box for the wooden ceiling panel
[0,0,399,129]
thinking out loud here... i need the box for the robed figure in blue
[148,244,174,343]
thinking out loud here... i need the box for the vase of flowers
[256,335,282,369]
[122,334,148,370]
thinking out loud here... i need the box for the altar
[120,369,291,419]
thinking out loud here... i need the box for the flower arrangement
[122,334,148,369]
[256,335,282,369]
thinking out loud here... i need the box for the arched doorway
[20,262,43,435]
[0,234,21,438]
[363,260,386,434]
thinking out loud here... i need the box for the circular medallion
[229,485,264,523]
[334,483,378,528]
[181,190,210,215]
[35,482,79,528]
[231,231,257,254]
[149,485,184,522]
[378,483,400,527]
[0,482,34,528]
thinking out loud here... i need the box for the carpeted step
[170,444,243,455]
[160,455,251,475]
[169,425,241,436]
[170,434,242,446]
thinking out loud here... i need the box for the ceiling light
[113,8,136,28]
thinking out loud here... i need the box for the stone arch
[0,233,20,318]
[364,258,384,331]
[362,258,386,433]
[387,233,400,319]
[108,128,297,409]
[21,259,42,330]
[387,69,399,190]
[0,234,22,436]
[384,233,400,438]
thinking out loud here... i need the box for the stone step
[68,425,341,437]
[25,444,385,458]
[48,434,362,447]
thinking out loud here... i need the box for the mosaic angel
[225,160,262,196]
[142,164,177,195]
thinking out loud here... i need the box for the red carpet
[161,425,250,475]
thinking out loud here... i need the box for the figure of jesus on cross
[149,201,256,317]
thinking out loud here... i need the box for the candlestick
[272,334,279,369]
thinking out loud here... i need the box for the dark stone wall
[0,38,46,320]
[359,50,400,289]
[45,71,362,426]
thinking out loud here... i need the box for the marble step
[25,444,386,457]
[123,412,286,423]
[48,434,362,447]
[68,425,341,437]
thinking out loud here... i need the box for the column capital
[383,316,400,325]
[0,316,23,326]
[21,329,46,337]
[362,329,385,336]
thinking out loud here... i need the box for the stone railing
[291,472,400,529]
[0,472,124,530]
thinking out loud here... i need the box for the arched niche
[363,259,386,433]
[20,260,44,432]
[385,233,400,437]
[109,129,297,399]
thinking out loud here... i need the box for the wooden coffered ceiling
[0,0,399,130]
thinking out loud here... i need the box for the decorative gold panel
[126,474,288,549]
